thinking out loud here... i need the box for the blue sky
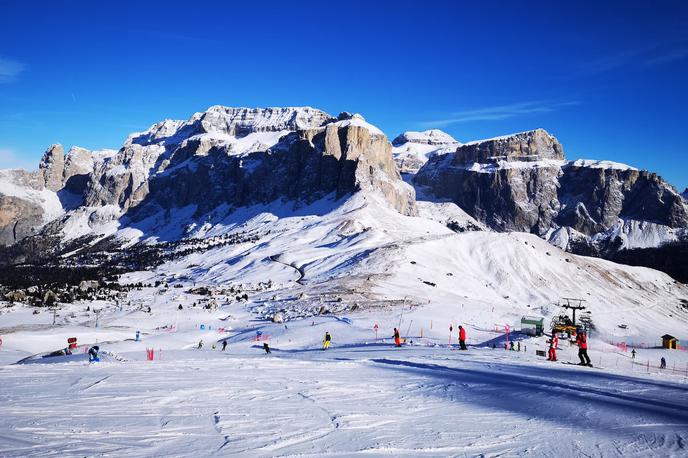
[1,0,687,190]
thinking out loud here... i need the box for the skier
[631,349,636,359]
[222,340,227,351]
[517,341,521,352]
[263,342,271,354]
[197,339,204,350]
[393,328,401,347]
[458,325,467,350]
[509,341,515,351]
[575,331,592,366]
[88,345,100,363]
[547,332,559,361]
[323,332,331,350]
[660,357,666,369]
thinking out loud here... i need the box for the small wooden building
[661,334,679,350]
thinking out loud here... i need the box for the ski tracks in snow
[1,348,687,457]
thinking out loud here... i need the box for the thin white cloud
[0,57,26,83]
[419,100,578,128]
[576,40,688,75]
[0,147,36,171]
[644,48,688,66]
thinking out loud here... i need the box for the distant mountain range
[1,106,686,281]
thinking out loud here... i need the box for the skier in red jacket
[575,331,591,366]
[547,332,559,361]
[458,325,467,350]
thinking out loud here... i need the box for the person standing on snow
[631,349,636,359]
[458,325,467,350]
[393,328,401,347]
[88,345,100,363]
[197,339,204,350]
[547,332,559,361]
[323,332,331,350]
[222,340,227,351]
[660,357,666,369]
[575,331,591,366]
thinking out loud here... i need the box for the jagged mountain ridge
[414,128,688,280]
[0,106,686,281]
[0,107,416,250]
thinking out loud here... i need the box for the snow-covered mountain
[1,107,687,284]
[414,128,688,281]
[392,129,460,174]
[0,107,415,250]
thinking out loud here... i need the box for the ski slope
[1,342,687,457]
[2,194,688,456]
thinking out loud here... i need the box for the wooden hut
[661,334,679,349]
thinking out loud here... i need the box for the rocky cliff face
[0,107,416,251]
[556,161,687,234]
[38,144,65,192]
[122,112,416,222]
[414,129,565,234]
[453,128,564,164]
[0,168,63,246]
[414,128,688,280]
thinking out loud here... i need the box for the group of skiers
[546,329,591,366]
[321,325,468,350]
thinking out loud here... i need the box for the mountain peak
[457,128,564,163]
[128,106,335,147]
[392,129,460,147]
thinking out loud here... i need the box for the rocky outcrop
[557,162,688,234]
[126,112,416,220]
[454,128,563,163]
[0,193,46,245]
[682,188,688,201]
[414,129,564,234]
[0,169,62,246]
[39,144,65,192]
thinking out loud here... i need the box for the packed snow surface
[2,343,688,457]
